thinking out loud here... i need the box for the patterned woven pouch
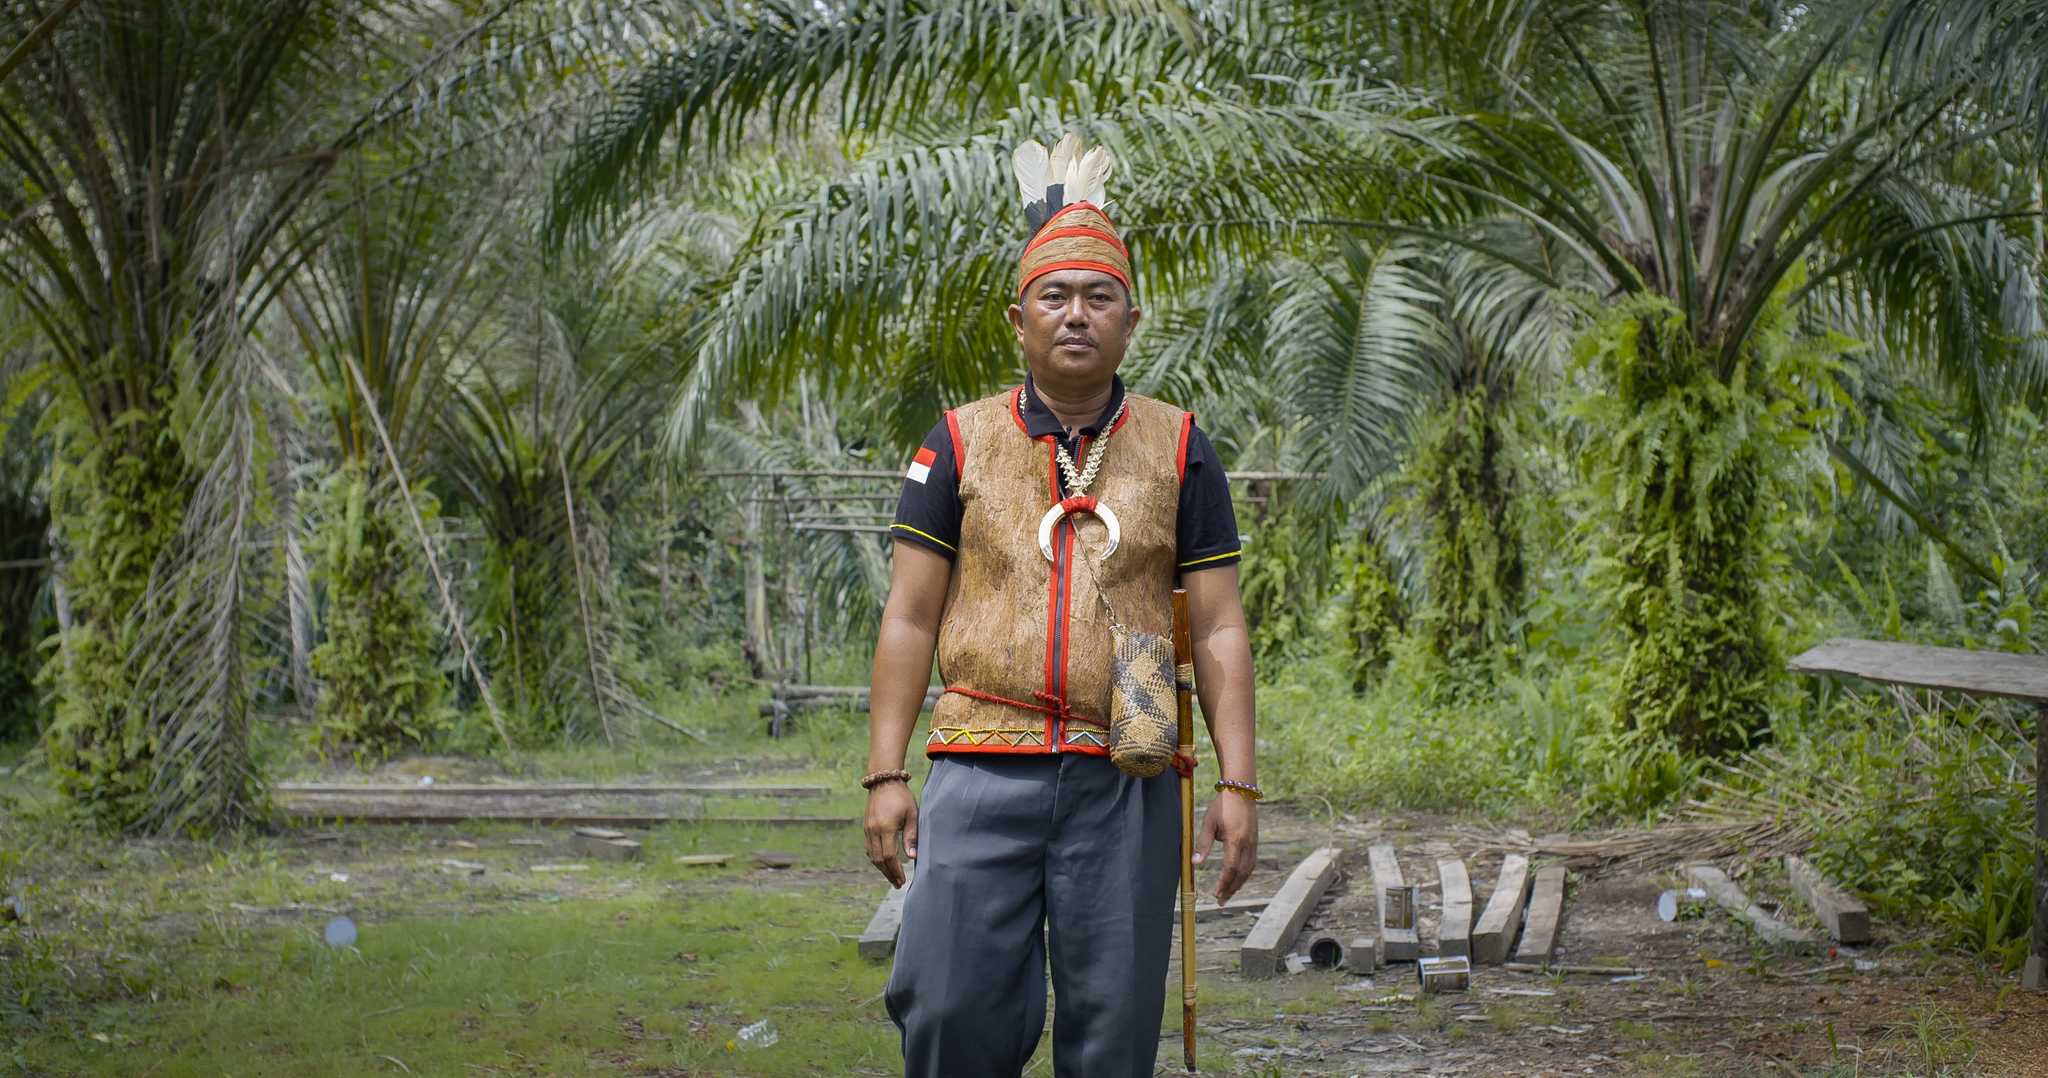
[1107,624,1177,778]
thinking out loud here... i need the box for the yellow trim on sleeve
[1178,548,1241,568]
[890,522,957,552]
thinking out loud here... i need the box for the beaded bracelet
[1213,778,1265,802]
[860,768,912,790]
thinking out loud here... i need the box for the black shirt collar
[1020,374,1125,440]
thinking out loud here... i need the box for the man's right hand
[864,780,919,888]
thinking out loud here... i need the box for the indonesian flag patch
[905,446,937,484]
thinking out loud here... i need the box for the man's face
[1006,269,1142,387]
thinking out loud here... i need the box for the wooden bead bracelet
[860,768,911,790]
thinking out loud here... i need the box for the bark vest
[926,385,1194,757]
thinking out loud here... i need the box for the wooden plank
[1240,847,1344,980]
[1189,895,1272,922]
[859,872,913,961]
[1686,865,1820,954]
[282,811,854,827]
[278,782,830,797]
[573,832,643,861]
[675,854,732,866]
[1438,857,1473,959]
[1784,855,1871,944]
[1472,854,1531,965]
[1369,843,1419,962]
[1513,865,1567,964]
[1787,638,2048,703]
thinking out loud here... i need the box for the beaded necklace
[1054,397,1129,496]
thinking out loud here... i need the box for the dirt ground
[1182,810,2048,1076]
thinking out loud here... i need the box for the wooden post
[1240,847,1344,979]
[1784,855,1871,944]
[2029,705,2046,990]
[1438,858,1473,959]
[1686,864,1819,953]
[1368,844,1419,962]
[860,870,913,960]
[742,492,772,678]
[1514,865,1567,964]
[1472,854,1531,965]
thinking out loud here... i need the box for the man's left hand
[1193,791,1258,903]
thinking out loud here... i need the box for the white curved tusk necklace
[1038,397,1129,562]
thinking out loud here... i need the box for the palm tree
[1404,4,2044,752]
[550,0,2045,760]
[0,0,628,829]
[0,0,400,827]
[0,301,51,742]
[279,159,507,757]
[435,217,712,745]
[1273,236,1580,663]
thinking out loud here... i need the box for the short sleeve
[1175,424,1241,572]
[890,419,962,558]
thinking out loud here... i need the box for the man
[860,136,1261,1078]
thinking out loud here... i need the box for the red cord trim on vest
[933,686,1105,725]
[1042,438,1061,747]
[1052,430,1090,728]
[945,409,964,481]
[943,685,1050,713]
[1009,385,1028,434]
[1176,411,1195,483]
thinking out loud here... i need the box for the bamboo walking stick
[1171,587,1198,1072]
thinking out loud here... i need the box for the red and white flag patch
[905,446,937,484]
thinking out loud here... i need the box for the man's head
[1007,268,1142,391]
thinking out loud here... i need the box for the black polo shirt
[891,376,1242,572]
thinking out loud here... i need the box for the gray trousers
[885,753,1180,1078]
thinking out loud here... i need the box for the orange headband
[1017,202,1131,296]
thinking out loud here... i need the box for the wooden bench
[1788,638,2047,989]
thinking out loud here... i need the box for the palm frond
[544,0,1374,242]
[662,83,1415,453]
[1274,239,1441,499]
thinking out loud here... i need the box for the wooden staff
[1171,587,1197,1072]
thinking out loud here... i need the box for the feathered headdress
[1013,133,1130,296]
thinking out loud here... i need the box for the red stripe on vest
[944,410,965,480]
[1176,411,1195,482]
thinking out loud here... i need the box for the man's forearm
[1191,622,1255,783]
[867,614,939,771]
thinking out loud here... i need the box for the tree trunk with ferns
[1411,386,1524,665]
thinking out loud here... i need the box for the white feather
[1012,140,1048,206]
[1047,132,1083,197]
[1075,146,1113,206]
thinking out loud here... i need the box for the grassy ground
[4,681,2043,1076]
[2,685,1393,1077]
